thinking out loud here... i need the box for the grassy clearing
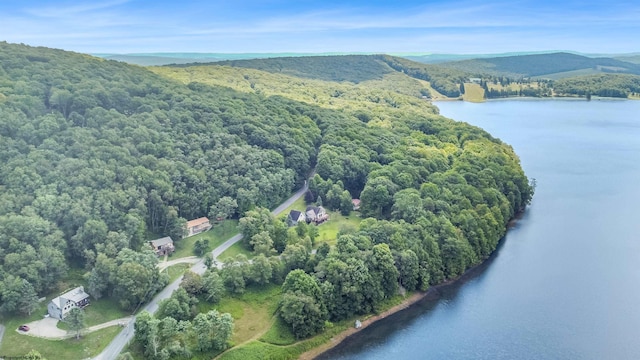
[198,285,281,345]
[171,220,239,259]
[219,242,254,261]
[462,83,485,102]
[218,320,351,360]
[84,298,130,326]
[259,316,296,345]
[0,305,121,360]
[276,196,363,247]
[161,262,192,283]
[315,210,363,246]
[218,341,300,360]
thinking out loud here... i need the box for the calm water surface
[320,100,640,360]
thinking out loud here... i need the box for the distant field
[462,83,484,102]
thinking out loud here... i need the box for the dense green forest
[155,56,534,342]
[553,74,640,98]
[0,42,319,311]
[209,55,394,83]
[0,43,532,358]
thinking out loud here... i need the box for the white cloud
[0,0,638,53]
[23,0,131,18]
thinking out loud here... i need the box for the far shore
[431,95,635,103]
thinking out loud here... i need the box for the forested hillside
[199,55,394,83]
[0,42,319,309]
[438,52,640,78]
[155,57,533,345]
[189,54,471,98]
[0,43,532,358]
[553,74,640,98]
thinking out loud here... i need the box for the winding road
[94,181,309,360]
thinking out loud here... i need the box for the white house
[305,206,329,224]
[287,210,306,227]
[47,286,90,320]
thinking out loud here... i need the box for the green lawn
[161,262,192,283]
[171,220,238,259]
[219,242,254,261]
[315,210,363,246]
[56,298,129,331]
[197,285,281,345]
[0,302,121,360]
[218,319,352,360]
[276,196,364,247]
[259,316,296,345]
[462,83,485,102]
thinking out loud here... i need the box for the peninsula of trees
[0,42,533,358]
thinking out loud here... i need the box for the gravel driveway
[22,317,67,339]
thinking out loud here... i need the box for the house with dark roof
[47,286,90,320]
[287,210,306,227]
[305,205,329,224]
[150,236,175,256]
[186,217,211,237]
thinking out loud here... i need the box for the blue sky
[0,0,638,54]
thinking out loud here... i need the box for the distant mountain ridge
[203,55,394,83]
[436,52,640,79]
[95,51,640,67]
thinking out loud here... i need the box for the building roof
[289,210,303,219]
[150,236,174,247]
[352,199,361,205]
[51,286,89,308]
[306,206,325,215]
[186,217,210,228]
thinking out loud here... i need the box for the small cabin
[150,236,175,256]
[186,217,212,237]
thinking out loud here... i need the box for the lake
[319,99,640,360]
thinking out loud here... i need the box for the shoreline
[297,291,432,360]
[301,209,528,360]
[431,95,635,103]
[299,262,487,360]
[300,274,479,360]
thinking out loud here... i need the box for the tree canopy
[0,42,533,352]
